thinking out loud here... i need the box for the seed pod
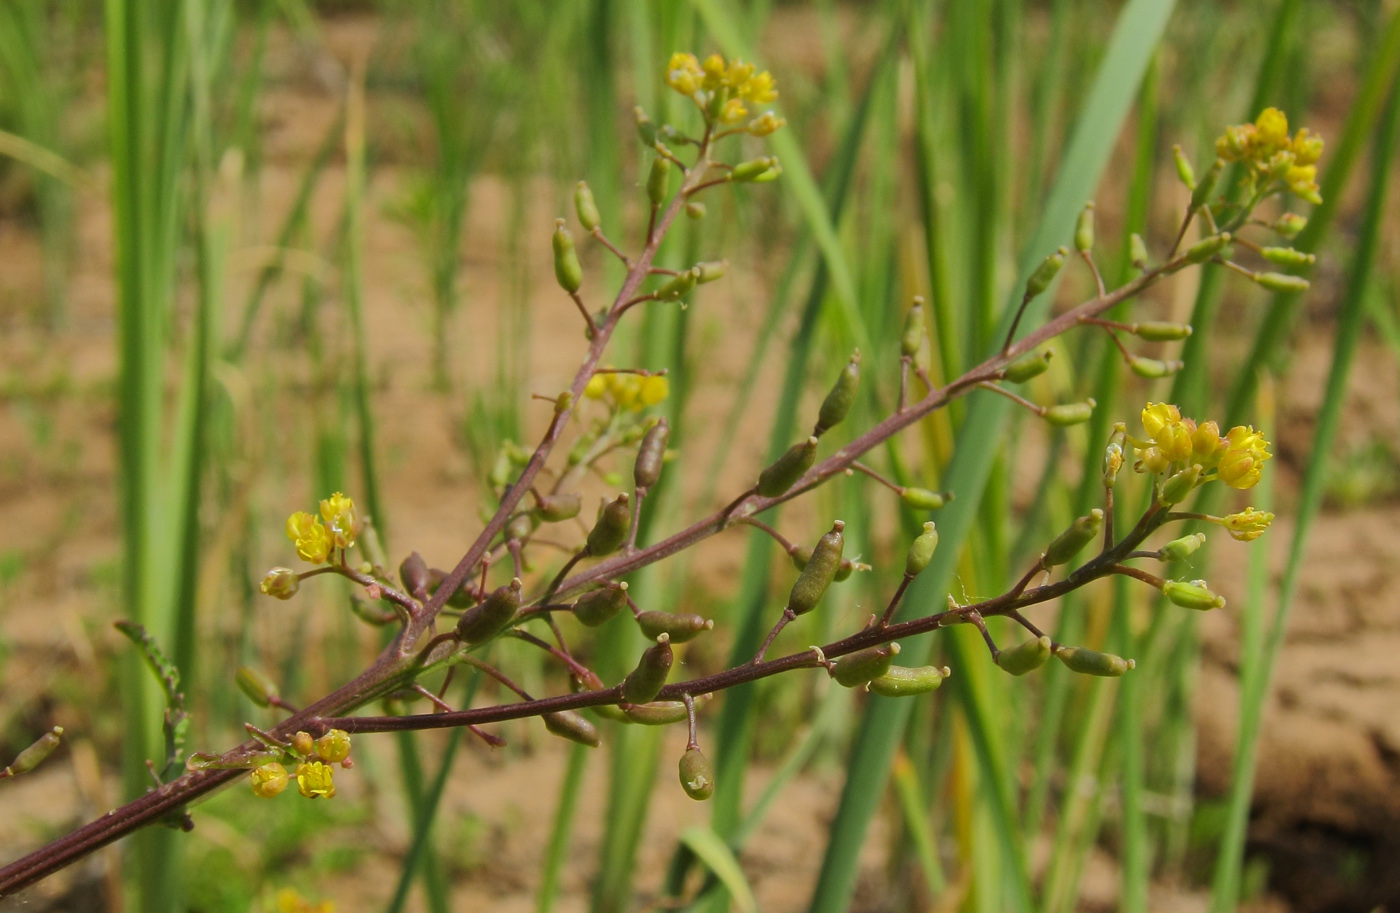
[621,634,674,704]
[634,419,670,491]
[586,494,632,556]
[1182,232,1231,266]
[900,299,925,357]
[1159,532,1206,561]
[1024,247,1068,300]
[637,611,713,643]
[685,201,707,220]
[1043,399,1095,426]
[1129,355,1184,379]
[574,181,601,231]
[456,577,523,644]
[832,643,901,688]
[869,665,949,697]
[834,558,867,582]
[544,711,601,747]
[572,581,629,627]
[1260,247,1315,267]
[537,492,582,523]
[906,522,939,577]
[729,156,777,182]
[696,260,727,284]
[788,521,845,616]
[316,729,351,763]
[506,511,538,542]
[1172,144,1197,190]
[678,747,714,800]
[1004,350,1052,383]
[1074,202,1095,253]
[428,568,476,608]
[3,726,63,778]
[1129,233,1149,270]
[788,547,809,571]
[399,551,430,596]
[647,156,671,206]
[1132,321,1192,342]
[1159,464,1203,505]
[1043,509,1103,567]
[814,351,861,436]
[635,107,658,146]
[996,635,1052,676]
[1254,271,1310,294]
[552,219,583,294]
[901,487,949,511]
[756,437,819,497]
[1162,579,1225,611]
[1055,646,1135,677]
[1189,158,1223,212]
[656,267,700,300]
[1272,213,1307,237]
[591,702,631,723]
[623,693,711,725]
[750,163,783,183]
[236,666,280,708]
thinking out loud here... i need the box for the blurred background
[1,1,1398,911]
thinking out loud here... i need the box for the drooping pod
[637,611,712,643]
[678,747,714,800]
[621,634,673,704]
[831,643,901,688]
[1128,356,1184,379]
[813,351,861,437]
[1055,646,1135,677]
[545,711,600,747]
[996,635,1052,676]
[634,419,670,491]
[572,581,630,627]
[1042,510,1104,567]
[586,494,632,556]
[756,437,818,498]
[456,578,523,644]
[868,665,949,697]
[789,521,845,616]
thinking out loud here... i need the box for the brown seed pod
[621,634,673,704]
[456,578,523,644]
[636,611,713,643]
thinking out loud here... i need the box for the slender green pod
[1188,157,1223,211]
[572,581,629,627]
[621,634,673,704]
[236,667,280,708]
[900,487,949,511]
[574,181,601,231]
[634,419,670,491]
[832,644,901,688]
[996,635,1053,676]
[1129,355,1184,378]
[637,611,712,643]
[788,521,845,615]
[906,522,939,577]
[1055,646,1135,677]
[868,665,949,697]
[1004,350,1052,383]
[1043,509,1104,567]
[756,437,818,497]
[814,351,861,436]
[456,577,522,644]
[1132,321,1192,341]
[1043,399,1096,426]
[536,492,581,522]
[1159,532,1206,561]
[622,694,711,725]
[900,299,925,357]
[552,219,583,293]
[1162,579,1225,610]
[2,727,63,779]
[1024,247,1068,299]
[647,156,670,206]
[1253,272,1310,293]
[1074,202,1095,252]
[586,494,632,556]
[544,711,600,747]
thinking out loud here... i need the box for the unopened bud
[621,635,674,704]
[1132,321,1193,342]
[756,436,818,497]
[552,219,583,293]
[1189,158,1223,212]
[832,643,901,688]
[996,635,1052,676]
[456,577,523,643]
[236,667,280,708]
[900,299,925,358]
[1129,355,1184,378]
[647,156,671,206]
[678,747,714,800]
[868,665,949,697]
[1056,645,1135,677]
[1160,464,1203,505]
[814,351,861,436]
[316,729,352,764]
[586,494,632,556]
[1074,202,1095,253]
[260,567,299,600]
[906,522,939,577]
[250,761,289,798]
[1043,399,1095,426]
[292,731,316,757]
[1004,349,1052,383]
[1043,509,1103,567]
[1253,271,1310,294]
[1159,532,1206,561]
[1260,247,1315,267]
[638,611,713,643]
[901,487,950,511]
[573,581,629,627]
[1025,247,1068,300]
[634,419,670,491]
[545,710,600,747]
[1272,213,1307,237]
[788,521,844,616]
[685,201,707,220]
[1162,578,1225,611]
[399,551,429,596]
[1173,144,1197,190]
[574,181,601,231]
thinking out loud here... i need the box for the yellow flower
[1140,402,1192,463]
[613,375,641,409]
[319,492,358,550]
[1285,164,1321,205]
[1191,420,1226,467]
[664,52,703,96]
[286,511,332,564]
[1291,128,1324,165]
[1217,425,1272,489]
[740,70,778,104]
[1135,446,1171,475]
[295,760,336,799]
[718,98,748,125]
[1215,123,1256,162]
[723,59,755,89]
[638,375,669,407]
[1254,107,1289,154]
[584,374,608,399]
[260,567,300,600]
[276,888,335,913]
[1140,402,1181,440]
[250,762,289,799]
[316,729,352,764]
[1221,507,1274,542]
[747,111,785,136]
[702,54,727,90]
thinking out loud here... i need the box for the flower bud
[1253,271,1310,294]
[637,611,713,643]
[814,351,861,437]
[1043,399,1095,426]
[622,634,674,704]
[756,436,819,498]
[586,494,632,556]
[1182,232,1232,266]
[1272,213,1307,237]
[1172,144,1197,190]
[1260,246,1315,267]
[1055,646,1134,677]
[1024,247,1068,300]
[260,567,299,600]
[1189,158,1223,212]
[1074,202,1095,253]
[316,729,352,764]
[729,156,777,182]
[647,156,671,206]
[906,522,939,577]
[685,201,707,220]
[868,665,949,697]
[1162,579,1225,611]
[1004,349,1052,383]
[574,181,601,231]
[1132,321,1193,342]
[900,299,925,357]
[250,761,289,798]
[552,219,583,294]
[292,731,316,757]
[1222,507,1274,542]
[236,666,280,708]
[295,760,336,799]
[399,551,430,596]
[832,643,901,688]
[1129,355,1184,378]
[788,521,844,616]
[1159,532,1206,561]
[1043,509,1103,567]
[900,487,950,511]
[572,581,629,627]
[1129,233,1149,271]
[679,747,714,800]
[996,635,1052,676]
[456,577,523,643]
[634,419,670,491]
[537,492,582,523]
[1159,464,1202,505]
[544,711,600,747]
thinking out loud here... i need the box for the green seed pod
[788,521,845,616]
[634,419,670,491]
[591,702,631,723]
[656,268,700,300]
[1183,232,1232,266]
[756,436,819,498]
[637,611,713,643]
[456,577,522,644]
[429,568,476,608]
[678,747,714,800]
[1172,144,1197,190]
[834,558,867,582]
[1272,213,1307,237]
[906,522,939,577]
[1162,579,1225,611]
[537,492,582,523]
[1159,464,1203,505]
[623,693,711,725]
[3,726,63,777]
[1024,247,1068,300]
[996,635,1052,676]
[552,219,583,294]
[586,494,632,556]
[236,666,280,708]
[506,511,537,542]
[789,547,809,572]
[1189,158,1223,212]
[729,156,777,182]
[751,163,783,183]
[832,643,901,688]
[574,181,601,232]
[900,487,949,511]
[814,351,861,436]
[1004,350,1052,383]
[685,201,707,220]
[1129,233,1149,270]
[1056,645,1135,677]
[1132,321,1193,341]
[869,665,949,697]
[1261,247,1316,267]
[1043,509,1104,567]
[544,710,601,747]
[399,551,430,596]
[696,260,727,284]
[622,634,674,704]
[635,107,658,146]
[572,581,629,627]
[1128,355,1184,378]
[1254,271,1310,294]
[647,156,671,206]
[1074,202,1095,253]
[1159,532,1206,561]
[900,299,925,357]
[1043,399,1095,426]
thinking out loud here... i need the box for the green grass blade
[678,827,759,913]
[537,742,591,913]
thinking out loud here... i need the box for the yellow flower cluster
[664,52,784,135]
[274,888,335,913]
[584,371,669,412]
[1215,107,1323,204]
[283,492,359,565]
[250,729,353,800]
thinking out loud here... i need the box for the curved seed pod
[429,568,477,608]
[656,267,700,300]
[900,299,925,357]
[814,351,861,436]
[789,521,845,616]
[399,551,430,596]
[696,260,727,284]
[869,665,949,697]
[586,494,632,556]
[1056,646,1135,677]
[456,577,523,644]
[634,419,670,491]
[906,522,939,577]
[1074,202,1095,253]
[1129,233,1149,270]
[574,181,601,231]
[621,634,673,704]
[756,436,818,498]
[1043,399,1095,427]
[1188,158,1223,212]
[1132,321,1193,341]
[996,635,1052,676]
[685,201,707,220]
[678,747,714,800]
[1004,350,1052,383]
[3,726,63,778]
[623,693,712,725]
[1024,247,1067,299]
[236,667,280,708]
[1043,509,1103,567]
[1159,532,1206,561]
[637,611,712,643]
[1128,355,1184,379]
[537,492,582,523]
[1182,232,1232,267]
[572,581,629,627]
[647,156,671,206]
[900,487,949,511]
[1160,464,1202,505]
[1254,272,1310,294]
[552,219,583,293]
[1172,144,1197,190]
[1162,579,1225,611]
[544,710,600,747]
[729,156,776,182]
[832,643,901,688]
